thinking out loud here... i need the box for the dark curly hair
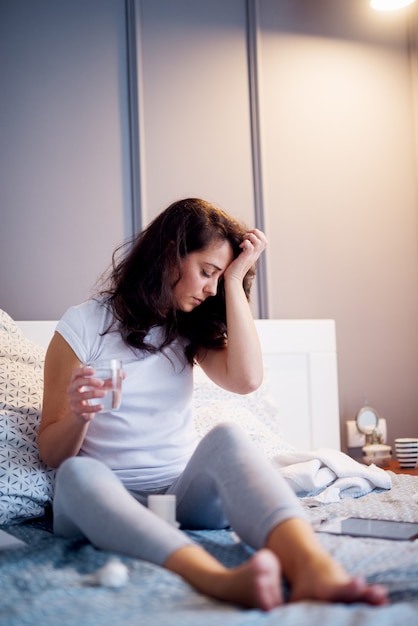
[97,198,256,364]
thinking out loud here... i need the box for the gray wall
[1,0,417,451]
[0,0,131,321]
[256,2,418,450]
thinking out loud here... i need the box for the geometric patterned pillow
[0,309,56,525]
[192,365,295,459]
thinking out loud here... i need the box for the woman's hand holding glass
[68,360,124,422]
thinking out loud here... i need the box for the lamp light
[370,0,416,10]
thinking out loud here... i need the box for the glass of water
[88,359,123,412]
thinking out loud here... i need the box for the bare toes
[354,580,388,606]
[330,577,388,606]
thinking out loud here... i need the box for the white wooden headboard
[17,321,57,351]
[255,320,340,451]
[16,319,341,451]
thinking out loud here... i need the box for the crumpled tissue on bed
[271,447,392,504]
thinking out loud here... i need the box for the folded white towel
[271,448,392,503]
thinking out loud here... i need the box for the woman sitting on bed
[38,198,387,611]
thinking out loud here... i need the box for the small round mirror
[356,406,379,435]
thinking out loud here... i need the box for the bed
[1,309,418,625]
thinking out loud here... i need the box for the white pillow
[192,365,295,457]
[0,310,56,524]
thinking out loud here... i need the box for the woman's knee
[200,422,255,461]
[56,456,111,493]
[205,422,249,446]
[57,456,97,479]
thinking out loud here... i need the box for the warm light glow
[370,0,416,10]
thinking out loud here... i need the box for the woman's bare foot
[267,518,388,607]
[217,549,283,611]
[165,545,283,611]
[289,553,388,606]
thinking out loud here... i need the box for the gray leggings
[53,423,306,566]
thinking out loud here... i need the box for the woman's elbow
[237,372,263,395]
[37,432,60,469]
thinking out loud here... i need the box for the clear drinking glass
[88,359,123,412]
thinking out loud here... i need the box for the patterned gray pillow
[0,310,55,524]
[192,365,295,458]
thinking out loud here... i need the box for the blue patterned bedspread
[1,473,418,626]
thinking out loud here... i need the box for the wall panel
[256,0,418,449]
[0,0,131,320]
[135,0,255,231]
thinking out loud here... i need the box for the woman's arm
[38,332,106,468]
[197,229,267,394]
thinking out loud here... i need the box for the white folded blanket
[271,448,392,504]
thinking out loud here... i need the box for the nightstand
[385,460,418,476]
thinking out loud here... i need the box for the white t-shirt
[56,299,198,490]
